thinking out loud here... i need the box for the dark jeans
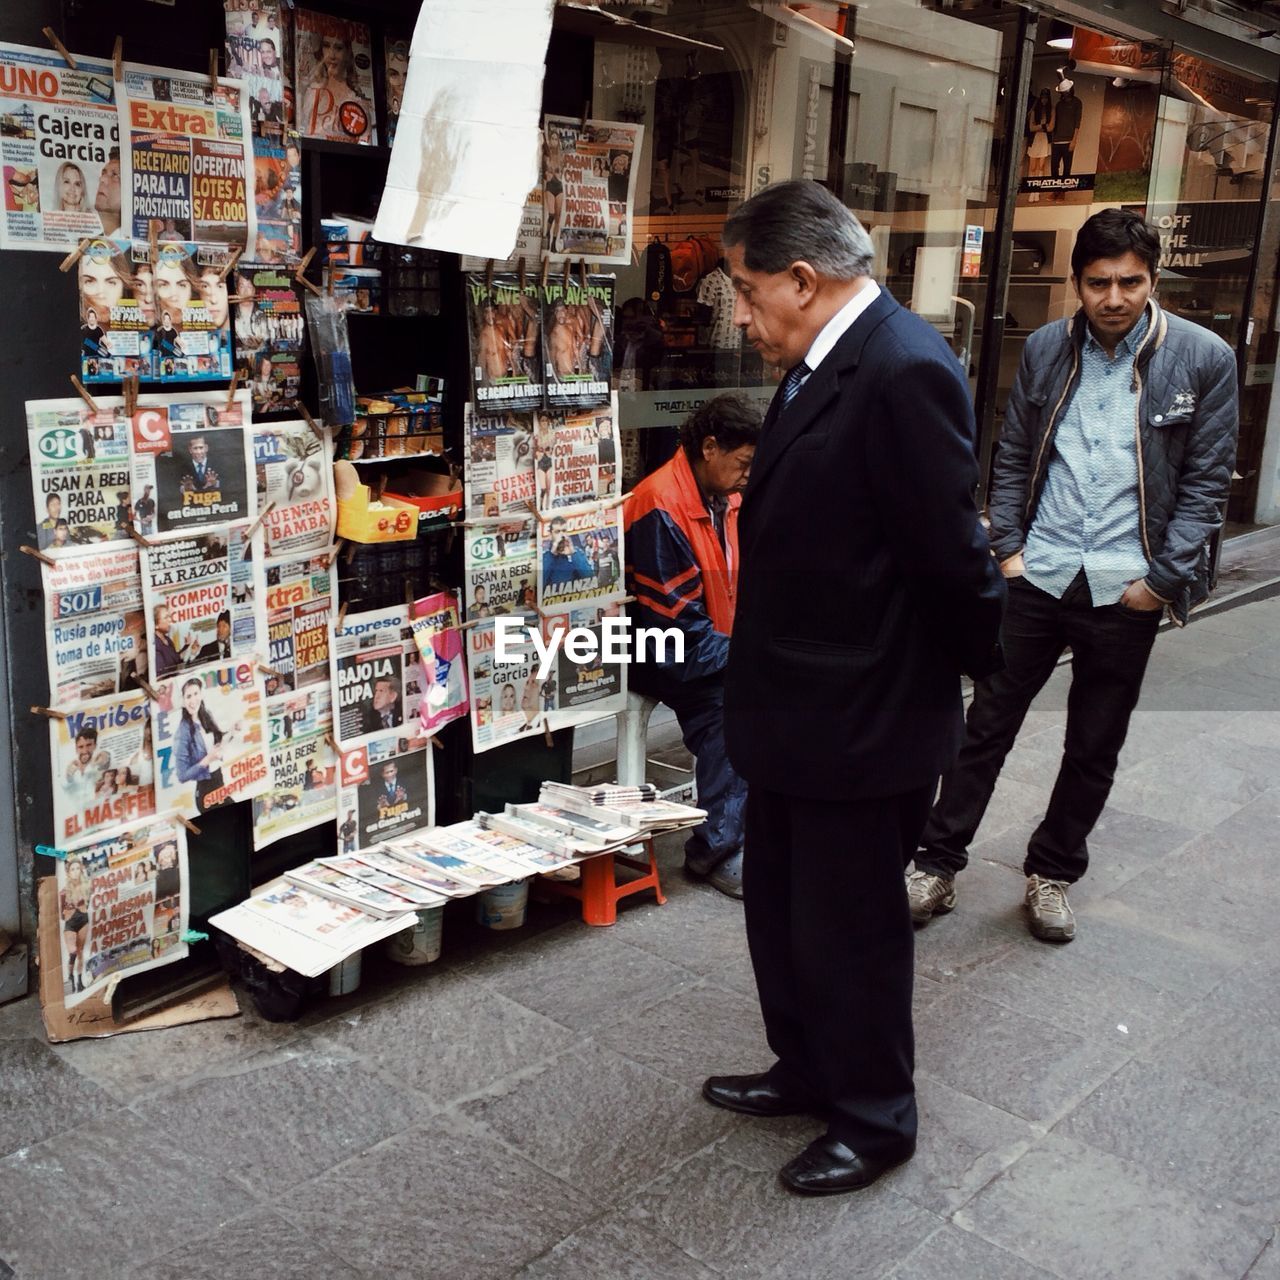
[745,782,934,1156]
[1050,142,1074,179]
[916,572,1160,885]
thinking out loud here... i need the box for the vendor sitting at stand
[624,394,761,899]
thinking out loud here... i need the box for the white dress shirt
[799,279,882,381]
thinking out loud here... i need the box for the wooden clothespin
[328,538,346,566]
[122,375,138,417]
[580,99,590,128]
[136,677,161,701]
[30,705,68,721]
[177,814,202,836]
[148,222,158,268]
[294,246,322,298]
[243,497,276,542]
[69,375,99,414]
[126,524,153,549]
[42,27,76,70]
[429,736,443,751]
[112,37,123,83]
[336,601,349,632]
[563,258,572,291]
[217,245,243,281]
[579,259,588,291]
[58,238,92,273]
[257,663,286,679]
[459,617,485,632]
[224,369,244,412]
[298,404,325,441]
[544,723,554,747]
[605,490,635,511]
[325,267,334,296]
[208,49,219,90]
[616,594,636,607]
[19,545,56,568]
[484,258,495,292]
[540,257,550,290]
[324,733,339,753]
[517,256,526,291]
[404,581,415,616]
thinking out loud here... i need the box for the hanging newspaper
[466,272,543,413]
[117,60,256,248]
[383,32,409,145]
[0,42,119,252]
[542,603,628,731]
[409,592,469,736]
[224,1,289,120]
[55,817,188,1009]
[293,10,378,146]
[27,396,134,552]
[251,127,303,261]
[466,620,544,753]
[43,547,146,705]
[129,389,256,538]
[263,550,333,692]
[50,694,155,844]
[464,518,538,623]
[253,419,334,556]
[464,406,535,520]
[543,116,642,264]
[141,523,262,680]
[150,659,267,815]
[538,397,620,511]
[234,264,304,410]
[337,731,434,851]
[538,505,625,612]
[330,604,423,746]
[76,236,150,383]
[541,275,615,411]
[254,684,337,851]
[146,241,235,382]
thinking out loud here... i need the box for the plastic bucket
[384,905,445,966]
[476,881,528,931]
[327,950,363,996]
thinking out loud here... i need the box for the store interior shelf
[301,137,392,161]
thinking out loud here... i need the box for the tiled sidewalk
[1,598,1279,1278]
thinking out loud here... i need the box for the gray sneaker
[705,850,744,901]
[905,869,956,924]
[1025,875,1075,943]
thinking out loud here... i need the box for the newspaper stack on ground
[284,859,423,919]
[209,878,416,978]
[317,855,445,909]
[478,802,636,858]
[540,782,706,833]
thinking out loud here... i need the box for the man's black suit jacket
[724,290,1005,801]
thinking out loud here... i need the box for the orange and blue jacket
[624,448,740,683]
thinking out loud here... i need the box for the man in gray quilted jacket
[907,208,1238,943]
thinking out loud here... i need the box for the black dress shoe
[702,1072,812,1117]
[779,1135,915,1195]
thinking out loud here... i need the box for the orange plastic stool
[538,836,666,926]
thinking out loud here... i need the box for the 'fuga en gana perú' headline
[492,617,684,679]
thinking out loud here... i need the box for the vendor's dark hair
[680,394,762,461]
[1072,209,1160,280]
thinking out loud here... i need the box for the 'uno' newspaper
[129,389,255,539]
[0,42,119,253]
[150,659,267,816]
[409,592,469,736]
[538,397,619,510]
[464,406,535,520]
[50,693,155,844]
[55,817,188,1009]
[467,272,543,413]
[43,547,146,706]
[141,524,262,680]
[27,397,134,552]
[464,519,538,623]
[117,60,256,248]
[263,549,334,691]
[337,731,433,852]
[466,620,543,754]
[255,684,337,852]
[253,419,334,557]
[537,505,624,612]
[330,605,423,747]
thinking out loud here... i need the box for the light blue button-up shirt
[1023,313,1150,605]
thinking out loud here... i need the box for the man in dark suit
[706,181,1005,1195]
[197,610,234,663]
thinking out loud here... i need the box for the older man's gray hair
[722,180,874,280]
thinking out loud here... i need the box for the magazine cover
[466,619,545,754]
[337,731,434,851]
[537,506,624,612]
[43,548,146,705]
[464,518,538,622]
[146,241,235,382]
[27,396,134,551]
[409,592,469,736]
[50,694,155,844]
[253,419,334,556]
[330,604,421,746]
[467,272,543,413]
[383,33,409,145]
[141,523,262,680]
[264,549,333,691]
[129,389,256,538]
[55,817,188,1008]
[293,10,377,146]
[234,264,305,411]
[76,236,151,383]
[542,116,642,263]
[537,397,619,510]
[254,684,336,851]
[540,275,614,411]
[150,659,266,815]
[464,406,535,520]
[0,43,119,252]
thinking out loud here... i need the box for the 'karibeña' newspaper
[336,731,434,852]
[253,419,334,557]
[55,817,189,1009]
[43,547,146,705]
[263,549,334,692]
[255,684,336,851]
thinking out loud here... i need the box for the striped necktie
[780,362,809,412]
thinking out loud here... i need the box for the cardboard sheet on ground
[372,0,553,258]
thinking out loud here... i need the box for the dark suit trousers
[744,782,934,1157]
